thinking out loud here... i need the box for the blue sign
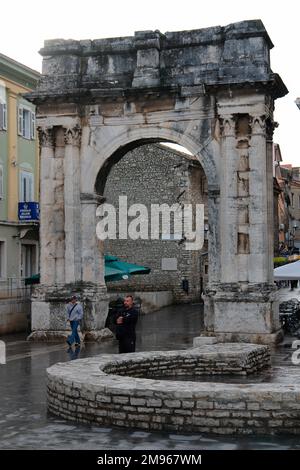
[18,202,40,221]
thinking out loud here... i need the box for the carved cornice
[64,125,82,147]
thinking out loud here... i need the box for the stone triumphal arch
[28,20,287,343]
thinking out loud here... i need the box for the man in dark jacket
[115,295,138,353]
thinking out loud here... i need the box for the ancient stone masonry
[27,20,287,343]
[46,345,300,435]
[104,143,207,303]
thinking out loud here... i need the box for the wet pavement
[1,303,300,449]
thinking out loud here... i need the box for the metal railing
[0,277,32,299]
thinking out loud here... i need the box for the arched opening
[94,138,209,313]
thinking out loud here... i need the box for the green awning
[24,273,40,285]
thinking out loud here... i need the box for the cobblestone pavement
[0,303,300,449]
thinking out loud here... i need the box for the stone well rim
[46,344,300,394]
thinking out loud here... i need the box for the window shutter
[31,112,35,139]
[0,103,3,129]
[18,106,23,136]
[23,175,27,202]
[2,104,7,130]
[20,171,34,202]
[0,166,3,199]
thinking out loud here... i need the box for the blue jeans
[67,320,80,345]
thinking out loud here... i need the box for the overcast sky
[1,0,299,165]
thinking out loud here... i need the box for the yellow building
[0,53,40,334]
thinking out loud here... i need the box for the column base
[202,329,283,345]
[203,283,283,345]
[30,284,110,341]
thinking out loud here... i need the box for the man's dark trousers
[118,337,135,353]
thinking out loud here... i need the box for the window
[21,244,36,278]
[0,165,3,200]
[18,106,35,139]
[0,82,7,131]
[20,171,34,202]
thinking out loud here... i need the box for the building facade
[0,53,40,334]
[274,149,300,253]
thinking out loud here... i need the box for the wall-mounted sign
[18,202,40,221]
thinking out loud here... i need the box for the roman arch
[27,20,287,343]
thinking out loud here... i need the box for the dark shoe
[75,343,80,347]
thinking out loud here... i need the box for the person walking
[66,295,83,347]
[115,295,138,353]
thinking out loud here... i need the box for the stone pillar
[80,193,109,339]
[38,127,56,285]
[203,187,221,332]
[64,125,81,284]
[29,128,111,342]
[203,111,282,344]
[30,126,68,339]
[53,127,66,284]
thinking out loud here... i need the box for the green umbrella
[24,255,151,284]
[104,264,130,282]
[104,254,150,282]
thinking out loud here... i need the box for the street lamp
[204,223,209,240]
[293,223,298,245]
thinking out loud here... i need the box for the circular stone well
[47,344,300,434]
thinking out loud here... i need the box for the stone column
[80,193,109,339]
[248,116,276,282]
[203,187,221,332]
[38,126,56,285]
[29,124,112,342]
[64,125,81,284]
[30,126,67,339]
[203,110,282,344]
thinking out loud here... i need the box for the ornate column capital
[249,115,266,136]
[37,126,55,148]
[266,119,278,141]
[64,124,82,147]
[219,115,236,137]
